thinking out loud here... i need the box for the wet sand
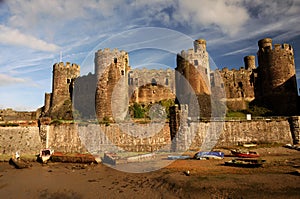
[0,146,299,199]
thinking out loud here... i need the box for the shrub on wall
[131,103,145,118]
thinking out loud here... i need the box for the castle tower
[52,62,80,107]
[256,38,298,115]
[194,39,206,53]
[244,55,256,70]
[49,62,80,119]
[94,48,129,121]
[44,93,51,114]
[175,39,211,117]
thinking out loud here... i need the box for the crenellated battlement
[53,62,80,69]
[273,43,294,53]
[258,38,294,55]
[95,48,128,56]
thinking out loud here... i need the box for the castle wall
[128,68,176,104]
[169,105,293,151]
[0,109,37,121]
[46,123,87,153]
[73,73,97,119]
[0,126,42,155]
[79,123,171,153]
[217,66,255,110]
[288,116,300,144]
[0,116,295,155]
[131,84,175,104]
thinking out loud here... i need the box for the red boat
[231,149,260,158]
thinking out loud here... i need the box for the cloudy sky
[0,0,300,111]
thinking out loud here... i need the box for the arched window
[151,78,157,86]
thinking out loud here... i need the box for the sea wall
[77,123,171,153]
[174,119,293,151]
[0,118,295,155]
[0,126,42,155]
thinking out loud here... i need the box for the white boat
[39,148,54,163]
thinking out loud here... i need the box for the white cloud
[174,0,250,36]
[0,25,59,52]
[0,74,29,86]
[221,46,256,57]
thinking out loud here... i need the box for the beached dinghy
[9,152,31,169]
[38,148,54,163]
[194,151,224,160]
[231,149,260,158]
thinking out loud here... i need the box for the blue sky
[0,0,300,111]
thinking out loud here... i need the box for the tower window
[114,58,117,63]
[121,70,124,75]
[238,82,243,88]
[194,60,198,66]
[151,78,157,86]
[165,78,169,85]
[129,78,133,85]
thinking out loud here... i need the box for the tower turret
[244,55,256,70]
[258,38,273,50]
[194,39,206,52]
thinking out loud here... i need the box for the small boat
[231,149,260,158]
[167,155,191,160]
[225,158,265,168]
[9,157,31,169]
[9,152,31,169]
[194,151,224,160]
[39,148,54,163]
[50,152,96,164]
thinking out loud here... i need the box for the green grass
[226,111,246,118]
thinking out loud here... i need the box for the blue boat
[194,151,224,160]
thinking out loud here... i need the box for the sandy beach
[0,146,299,199]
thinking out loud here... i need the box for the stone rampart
[0,118,295,155]
[0,126,42,155]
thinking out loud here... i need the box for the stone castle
[1,37,300,155]
[39,37,298,121]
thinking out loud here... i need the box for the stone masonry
[42,62,80,120]
[255,38,298,115]
[94,49,130,121]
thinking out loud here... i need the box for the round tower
[94,49,129,121]
[51,62,80,109]
[244,55,256,70]
[256,38,297,115]
[194,39,206,52]
[44,93,51,113]
[258,38,272,50]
